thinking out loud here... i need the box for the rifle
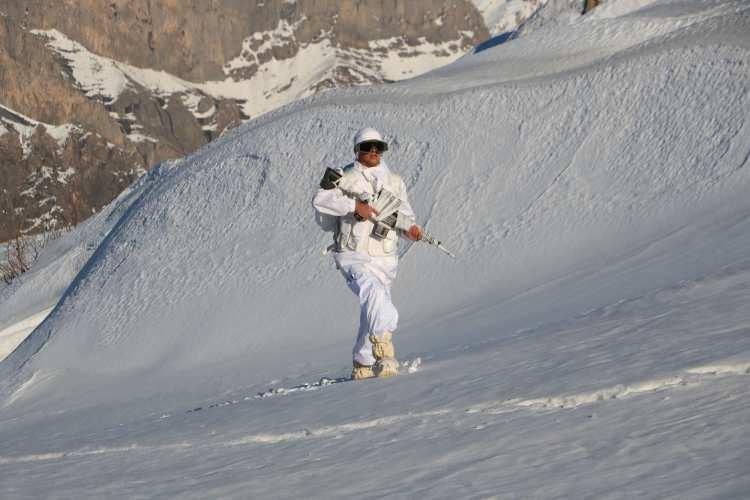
[320,168,456,258]
[418,230,455,258]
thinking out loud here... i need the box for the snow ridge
[0,358,746,466]
[511,361,750,410]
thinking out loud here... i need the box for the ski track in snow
[187,358,422,412]
[1,359,747,466]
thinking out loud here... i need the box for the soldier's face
[357,149,381,168]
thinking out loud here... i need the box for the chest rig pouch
[336,166,404,256]
[370,188,401,243]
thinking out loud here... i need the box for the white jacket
[313,161,417,258]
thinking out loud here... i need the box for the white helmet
[353,127,388,153]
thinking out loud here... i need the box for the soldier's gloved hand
[406,225,422,241]
[355,200,378,220]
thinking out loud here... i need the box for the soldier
[313,127,422,379]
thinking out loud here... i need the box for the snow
[33,25,474,120]
[0,161,174,353]
[0,106,38,158]
[37,166,75,185]
[20,167,77,198]
[126,132,159,143]
[0,104,80,157]
[590,0,667,19]
[31,29,131,102]
[45,125,79,149]
[192,105,216,120]
[472,0,550,35]
[365,37,469,81]
[32,29,201,112]
[223,18,307,73]
[2,0,750,497]
[205,38,337,117]
[180,92,217,120]
[0,308,53,362]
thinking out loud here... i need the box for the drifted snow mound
[2,0,749,410]
[0,160,183,360]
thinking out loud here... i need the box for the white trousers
[336,252,399,366]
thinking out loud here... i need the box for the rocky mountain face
[0,0,551,242]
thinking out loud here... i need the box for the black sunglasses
[357,141,388,154]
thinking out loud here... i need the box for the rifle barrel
[422,231,456,258]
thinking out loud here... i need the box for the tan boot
[369,332,399,378]
[351,361,375,380]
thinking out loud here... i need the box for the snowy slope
[1,0,750,497]
[0,160,181,360]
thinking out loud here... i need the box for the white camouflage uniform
[313,159,416,366]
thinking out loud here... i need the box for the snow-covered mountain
[3,0,519,242]
[1,0,749,497]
